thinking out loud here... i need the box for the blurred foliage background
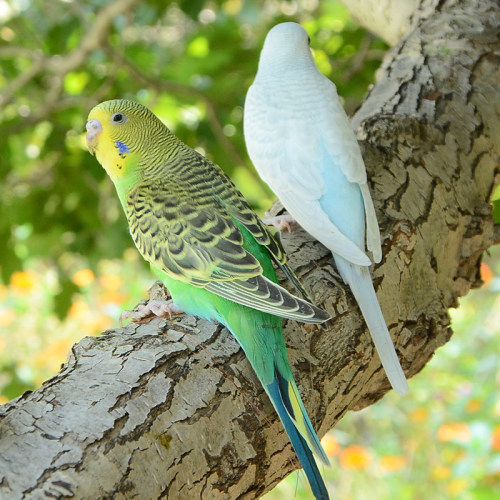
[0,0,498,498]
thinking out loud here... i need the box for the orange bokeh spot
[380,455,407,473]
[10,271,38,292]
[491,426,500,451]
[480,261,493,286]
[87,316,113,334]
[100,291,126,305]
[72,269,95,287]
[99,274,122,291]
[339,445,372,470]
[68,300,91,318]
[437,422,472,443]
[321,434,340,457]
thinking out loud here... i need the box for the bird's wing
[319,79,382,261]
[221,188,313,301]
[127,183,329,323]
[319,78,368,185]
[245,81,371,266]
[360,183,382,263]
[127,184,261,284]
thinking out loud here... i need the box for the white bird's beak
[86,119,102,155]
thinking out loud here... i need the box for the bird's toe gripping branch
[120,299,184,324]
[262,212,297,232]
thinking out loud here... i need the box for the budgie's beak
[86,119,102,155]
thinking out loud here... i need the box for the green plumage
[86,99,330,499]
[151,220,286,384]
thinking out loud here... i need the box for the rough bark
[340,0,440,46]
[1,0,498,498]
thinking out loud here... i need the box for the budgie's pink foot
[262,212,296,232]
[120,299,184,324]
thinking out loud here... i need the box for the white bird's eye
[111,112,127,124]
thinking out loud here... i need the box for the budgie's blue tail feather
[335,256,409,396]
[266,369,330,500]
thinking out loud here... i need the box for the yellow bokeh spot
[0,307,16,328]
[380,455,407,473]
[33,339,71,370]
[123,247,139,262]
[431,465,452,481]
[87,316,113,334]
[409,407,429,422]
[465,398,481,413]
[339,445,372,470]
[437,422,472,443]
[10,270,38,292]
[99,274,122,291]
[446,478,469,497]
[443,448,466,464]
[321,433,340,457]
[0,395,8,405]
[72,268,95,287]
[0,26,15,42]
[0,284,7,300]
[222,0,242,15]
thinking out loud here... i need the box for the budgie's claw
[262,212,296,232]
[120,299,184,324]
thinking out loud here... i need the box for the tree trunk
[1,0,498,498]
[340,0,441,46]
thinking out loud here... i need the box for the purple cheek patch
[115,141,130,154]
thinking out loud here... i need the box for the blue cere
[115,140,130,154]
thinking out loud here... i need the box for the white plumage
[244,22,408,396]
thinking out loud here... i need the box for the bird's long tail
[335,257,409,396]
[265,366,330,500]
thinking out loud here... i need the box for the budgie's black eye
[307,35,311,45]
[111,112,127,124]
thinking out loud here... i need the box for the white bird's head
[256,22,315,76]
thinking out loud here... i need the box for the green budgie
[86,99,331,499]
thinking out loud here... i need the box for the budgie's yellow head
[86,99,170,183]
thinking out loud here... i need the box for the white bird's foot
[120,299,184,324]
[262,212,296,232]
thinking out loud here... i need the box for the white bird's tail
[335,257,409,396]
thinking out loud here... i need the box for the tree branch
[339,0,441,46]
[0,0,498,497]
[0,0,141,108]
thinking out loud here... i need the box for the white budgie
[244,22,409,396]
